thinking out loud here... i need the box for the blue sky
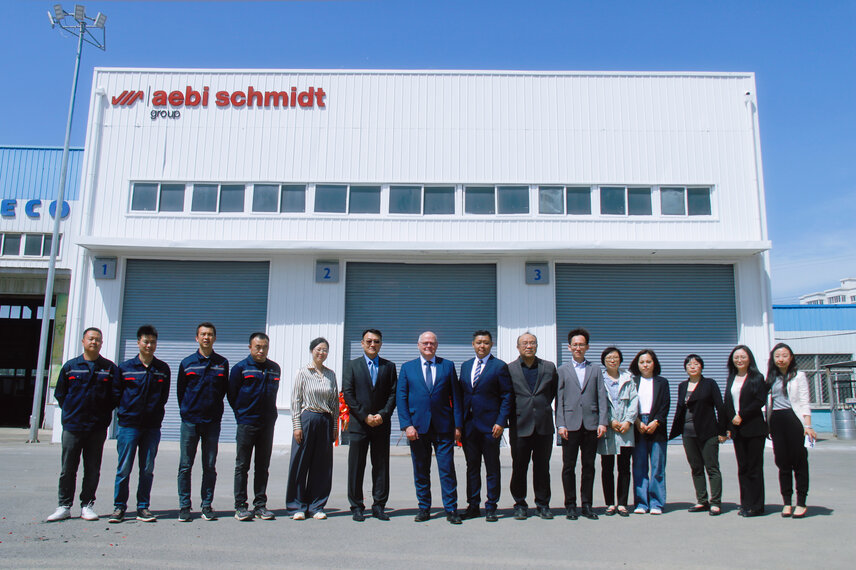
[1,1,853,302]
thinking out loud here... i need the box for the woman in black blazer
[629,349,670,515]
[724,345,768,517]
[669,354,727,516]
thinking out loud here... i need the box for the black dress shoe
[485,510,498,522]
[414,509,430,522]
[513,505,528,520]
[461,506,481,520]
[446,511,462,525]
[537,506,554,520]
[688,503,710,513]
[352,509,365,522]
[372,508,390,521]
[565,506,579,520]
[580,506,599,520]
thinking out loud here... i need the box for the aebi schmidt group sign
[112,85,327,120]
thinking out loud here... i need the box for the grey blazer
[507,356,558,437]
[556,359,609,432]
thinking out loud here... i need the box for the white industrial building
[55,68,774,443]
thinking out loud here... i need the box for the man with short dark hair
[556,328,608,521]
[507,332,558,520]
[228,332,280,522]
[109,325,171,523]
[459,330,512,522]
[176,322,229,522]
[342,329,397,521]
[48,327,118,522]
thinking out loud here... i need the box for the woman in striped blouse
[286,337,339,520]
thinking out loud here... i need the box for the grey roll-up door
[119,260,269,441]
[344,262,497,443]
[555,263,738,435]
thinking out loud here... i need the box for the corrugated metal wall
[119,259,269,441]
[83,70,765,249]
[0,146,84,200]
[555,263,738,431]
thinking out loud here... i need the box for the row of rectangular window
[0,233,60,257]
[130,183,712,217]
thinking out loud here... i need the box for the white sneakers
[312,511,327,520]
[47,505,99,522]
[47,506,71,522]
[81,504,99,521]
[292,512,306,520]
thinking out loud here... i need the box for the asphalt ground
[1,428,854,569]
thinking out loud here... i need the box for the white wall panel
[496,258,558,366]
[267,255,345,412]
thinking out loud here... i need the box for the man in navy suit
[342,329,397,522]
[396,331,464,524]
[459,330,512,522]
[556,328,608,521]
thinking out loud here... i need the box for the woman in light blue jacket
[597,346,638,517]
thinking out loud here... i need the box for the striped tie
[473,359,483,386]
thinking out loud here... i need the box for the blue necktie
[424,360,433,391]
[369,360,377,387]
[473,359,483,386]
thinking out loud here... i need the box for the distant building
[773,304,856,432]
[799,278,856,305]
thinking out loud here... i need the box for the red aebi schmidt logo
[113,90,144,106]
[111,85,327,121]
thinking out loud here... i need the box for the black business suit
[669,377,727,506]
[724,371,768,514]
[342,355,397,513]
[507,356,558,509]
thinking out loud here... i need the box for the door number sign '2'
[315,260,340,283]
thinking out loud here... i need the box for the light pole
[29,4,106,443]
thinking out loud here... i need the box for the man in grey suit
[508,332,558,520]
[556,328,608,520]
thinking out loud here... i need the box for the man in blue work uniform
[47,327,118,522]
[228,332,280,522]
[108,324,171,524]
[176,322,229,522]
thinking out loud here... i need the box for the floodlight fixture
[74,4,85,21]
[93,12,106,28]
[53,4,65,21]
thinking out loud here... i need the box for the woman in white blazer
[765,342,816,519]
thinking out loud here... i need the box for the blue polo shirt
[55,354,118,432]
[227,355,281,426]
[177,350,229,424]
[114,355,171,429]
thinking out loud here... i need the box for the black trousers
[732,433,765,511]
[770,409,809,506]
[600,446,632,507]
[234,422,275,510]
[509,430,553,508]
[682,436,722,506]
[59,429,107,507]
[346,425,391,511]
[561,428,598,508]
[286,411,334,515]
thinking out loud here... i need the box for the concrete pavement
[1,428,854,569]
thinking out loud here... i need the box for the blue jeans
[632,416,666,511]
[177,421,221,509]
[114,426,160,510]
